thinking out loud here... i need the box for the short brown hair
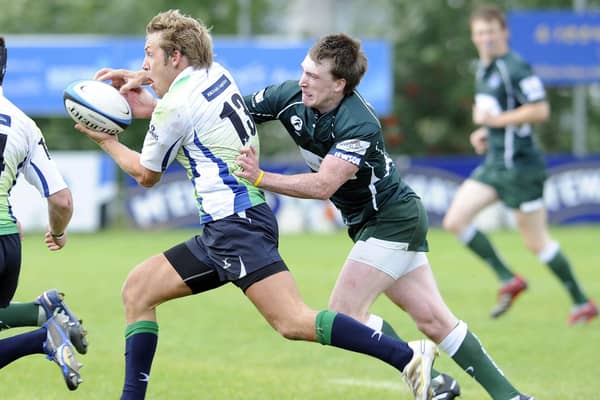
[146,9,213,69]
[309,33,368,95]
[470,4,506,29]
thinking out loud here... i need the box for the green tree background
[0,0,598,157]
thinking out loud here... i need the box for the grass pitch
[1,226,599,399]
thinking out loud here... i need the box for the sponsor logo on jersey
[202,74,231,101]
[519,75,545,102]
[333,151,361,166]
[0,112,11,127]
[487,72,501,88]
[291,115,303,132]
[475,94,502,116]
[148,124,158,140]
[335,139,370,155]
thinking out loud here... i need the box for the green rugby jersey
[475,51,546,169]
[244,80,415,227]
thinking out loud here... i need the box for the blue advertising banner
[123,155,600,230]
[406,154,600,225]
[2,36,392,116]
[508,11,600,86]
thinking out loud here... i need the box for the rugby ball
[63,80,132,135]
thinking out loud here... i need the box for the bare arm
[44,188,73,250]
[474,101,550,128]
[235,146,357,200]
[74,124,161,188]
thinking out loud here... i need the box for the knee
[121,270,146,311]
[271,317,304,341]
[268,308,314,341]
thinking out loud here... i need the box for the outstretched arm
[235,146,357,200]
[74,124,161,188]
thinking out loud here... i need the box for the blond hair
[146,9,213,68]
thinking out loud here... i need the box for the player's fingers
[120,79,141,93]
[93,68,113,80]
[238,148,252,158]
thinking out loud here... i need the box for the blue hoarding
[2,35,392,116]
[508,11,600,86]
[123,154,600,230]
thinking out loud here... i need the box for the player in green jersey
[236,32,534,400]
[0,36,86,390]
[442,5,597,324]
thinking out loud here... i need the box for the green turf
[1,227,599,399]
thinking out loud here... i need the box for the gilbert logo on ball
[64,80,132,135]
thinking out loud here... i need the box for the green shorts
[347,196,429,252]
[471,163,547,210]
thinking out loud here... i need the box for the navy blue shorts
[164,203,288,293]
[0,234,22,307]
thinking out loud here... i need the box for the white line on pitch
[328,378,407,392]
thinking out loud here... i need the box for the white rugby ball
[64,80,132,135]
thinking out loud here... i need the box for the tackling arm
[236,146,357,200]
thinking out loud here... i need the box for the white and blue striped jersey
[0,87,67,235]
[140,63,264,224]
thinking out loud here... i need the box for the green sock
[0,302,40,330]
[452,331,519,399]
[371,314,441,379]
[546,250,588,305]
[467,230,514,282]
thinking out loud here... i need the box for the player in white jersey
[76,10,439,400]
[0,36,86,391]
[139,62,263,224]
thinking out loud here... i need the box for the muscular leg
[444,179,515,282]
[515,208,589,305]
[328,258,450,381]
[245,271,417,374]
[387,264,520,399]
[120,253,192,400]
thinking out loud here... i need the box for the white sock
[438,320,468,357]
[538,241,559,263]
[458,225,477,244]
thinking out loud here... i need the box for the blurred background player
[76,10,439,400]
[235,32,534,400]
[0,36,87,390]
[442,5,598,324]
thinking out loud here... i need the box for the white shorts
[347,237,429,280]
